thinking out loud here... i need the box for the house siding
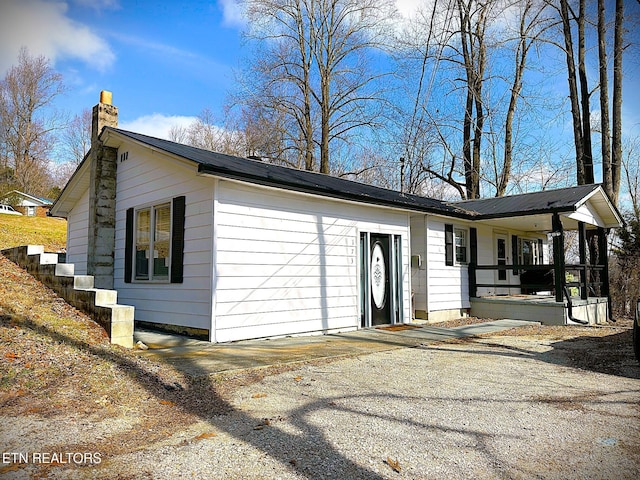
[66,187,90,274]
[113,145,214,331]
[424,218,549,314]
[410,215,427,317]
[426,217,471,313]
[213,180,410,343]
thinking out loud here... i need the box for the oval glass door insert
[371,242,386,309]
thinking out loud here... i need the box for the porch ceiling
[475,211,610,233]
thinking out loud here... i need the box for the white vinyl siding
[426,217,470,312]
[213,180,411,343]
[113,145,214,331]
[423,219,549,308]
[65,187,90,274]
[410,215,427,314]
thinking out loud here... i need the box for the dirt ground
[1,255,639,478]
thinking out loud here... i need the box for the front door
[495,233,509,292]
[370,234,391,326]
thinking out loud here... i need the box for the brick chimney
[87,91,118,289]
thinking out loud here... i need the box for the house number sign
[371,242,386,309]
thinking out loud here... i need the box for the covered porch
[457,185,622,326]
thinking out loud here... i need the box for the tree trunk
[577,0,594,184]
[320,74,331,174]
[611,0,624,206]
[598,0,612,198]
[559,0,585,184]
[458,0,482,199]
[498,1,531,197]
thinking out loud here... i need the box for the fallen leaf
[159,400,175,407]
[386,457,401,473]
[254,418,271,430]
[294,376,303,382]
[4,352,18,360]
[251,393,267,399]
[195,432,217,440]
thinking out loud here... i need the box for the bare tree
[0,47,64,196]
[553,0,594,185]
[622,135,640,220]
[610,0,624,206]
[237,0,393,174]
[459,0,493,199]
[598,0,612,195]
[61,108,92,165]
[497,0,554,196]
[168,109,245,155]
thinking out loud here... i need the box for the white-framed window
[125,196,185,284]
[134,202,171,281]
[454,228,468,264]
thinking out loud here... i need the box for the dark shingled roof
[106,128,471,218]
[104,128,611,222]
[451,184,602,218]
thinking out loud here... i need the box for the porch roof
[452,185,623,231]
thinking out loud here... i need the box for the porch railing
[469,263,607,302]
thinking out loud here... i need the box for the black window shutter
[512,235,519,275]
[171,196,186,283]
[124,208,134,283]
[445,224,454,266]
[470,227,477,265]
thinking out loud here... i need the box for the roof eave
[197,164,472,218]
[49,154,91,218]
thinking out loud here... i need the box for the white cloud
[395,0,422,19]
[71,0,120,10]
[218,0,246,27]
[119,113,198,140]
[0,0,115,75]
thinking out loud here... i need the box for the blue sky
[0,0,638,154]
[0,0,247,137]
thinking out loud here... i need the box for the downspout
[563,286,588,325]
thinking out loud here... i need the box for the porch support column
[598,227,610,300]
[469,227,478,298]
[552,213,565,302]
[578,221,588,300]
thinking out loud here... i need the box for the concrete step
[1,244,134,348]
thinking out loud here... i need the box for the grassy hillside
[0,215,66,251]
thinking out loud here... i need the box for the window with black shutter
[124,196,185,284]
[445,224,454,266]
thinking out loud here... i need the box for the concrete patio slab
[133,319,538,377]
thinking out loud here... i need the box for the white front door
[494,234,509,293]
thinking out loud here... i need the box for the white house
[50,93,623,342]
[6,190,53,217]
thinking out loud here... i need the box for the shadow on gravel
[2,306,389,479]
[433,329,640,380]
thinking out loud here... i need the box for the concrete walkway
[133,319,537,377]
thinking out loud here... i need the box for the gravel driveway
[89,333,640,480]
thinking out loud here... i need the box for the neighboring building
[50,93,623,342]
[8,191,53,217]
